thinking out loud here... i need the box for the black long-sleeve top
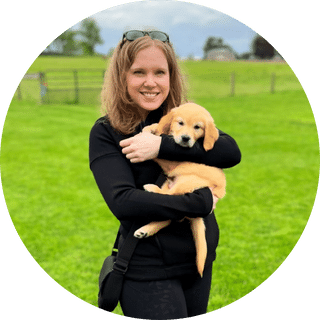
[89,105,241,280]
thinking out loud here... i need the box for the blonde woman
[90,30,241,319]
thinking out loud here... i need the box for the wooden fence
[15,68,299,104]
[38,69,105,104]
[229,71,277,97]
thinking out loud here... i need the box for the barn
[206,48,236,61]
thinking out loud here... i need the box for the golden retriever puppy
[134,103,226,276]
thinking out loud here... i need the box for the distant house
[206,48,236,61]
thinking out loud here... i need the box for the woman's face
[126,45,170,117]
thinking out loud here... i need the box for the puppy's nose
[181,135,190,143]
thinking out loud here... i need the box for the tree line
[202,34,281,60]
[43,19,279,61]
[43,18,103,56]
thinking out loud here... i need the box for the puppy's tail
[190,218,207,277]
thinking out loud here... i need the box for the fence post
[73,70,79,104]
[17,84,22,100]
[270,73,276,94]
[39,72,47,103]
[230,72,235,97]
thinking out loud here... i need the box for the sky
[72,1,257,58]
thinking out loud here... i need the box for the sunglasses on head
[122,30,170,43]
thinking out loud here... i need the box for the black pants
[120,264,212,319]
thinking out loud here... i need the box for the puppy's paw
[134,229,149,238]
[142,124,158,134]
[143,184,161,193]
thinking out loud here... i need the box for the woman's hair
[101,35,187,135]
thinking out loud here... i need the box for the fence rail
[38,69,105,104]
[15,67,301,104]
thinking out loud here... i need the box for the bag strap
[112,223,140,275]
[111,230,121,257]
[98,223,140,312]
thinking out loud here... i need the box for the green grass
[1,57,319,315]
[16,56,301,104]
[16,56,109,104]
[202,91,319,310]
[27,55,108,72]
[182,60,302,98]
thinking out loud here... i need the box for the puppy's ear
[203,118,219,151]
[156,109,175,135]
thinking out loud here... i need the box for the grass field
[1,57,319,315]
[26,56,109,72]
[17,56,109,104]
[16,56,302,104]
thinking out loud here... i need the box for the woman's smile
[141,92,159,98]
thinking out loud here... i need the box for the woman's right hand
[120,132,162,163]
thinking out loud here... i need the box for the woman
[89,30,241,319]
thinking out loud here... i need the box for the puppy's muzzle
[177,134,193,147]
[181,135,190,144]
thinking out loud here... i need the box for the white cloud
[170,2,225,26]
[72,1,255,56]
[90,1,229,31]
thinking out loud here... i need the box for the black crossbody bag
[98,223,140,312]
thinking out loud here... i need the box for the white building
[206,48,236,61]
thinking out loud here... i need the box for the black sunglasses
[122,30,170,43]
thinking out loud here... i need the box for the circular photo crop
[1,1,319,319]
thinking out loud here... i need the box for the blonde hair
[101,35,187,135]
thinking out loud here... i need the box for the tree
[52,30,65,54]
[203,37,236,59]
[42,18,103,56]
[252,35,275,59]
[238,52,251,60]
[46,29,79,55]
[203,37,224,59]
[78,18,103,56]
[60,30,80,55]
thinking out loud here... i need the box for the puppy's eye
[178,121,184,126]
[194,125,201,130]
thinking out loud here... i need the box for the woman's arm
[159,130,241,169]
[120,130,241,169]
[91,155,213,222]
[90,123,213,223]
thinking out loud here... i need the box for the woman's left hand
[120,132,162,163]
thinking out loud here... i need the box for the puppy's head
[156,103,219,150]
